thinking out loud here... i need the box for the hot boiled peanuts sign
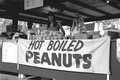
[18,36,110,74]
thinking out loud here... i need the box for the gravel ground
[0,74,26,80]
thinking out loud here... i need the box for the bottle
[27,31,31,40]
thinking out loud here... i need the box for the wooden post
[12,11,19,32]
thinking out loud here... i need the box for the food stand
[1,0,120,79]
[0,16,120,80]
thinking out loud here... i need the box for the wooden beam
[12,11,19,32]
[84,13,120,22]
[21,10,72,23]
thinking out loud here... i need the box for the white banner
[2,41,17,63]
[116,38,120,62]
[18,36,110,74]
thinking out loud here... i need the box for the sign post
[116,38,120,62]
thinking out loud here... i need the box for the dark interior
[0,0,120,26]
